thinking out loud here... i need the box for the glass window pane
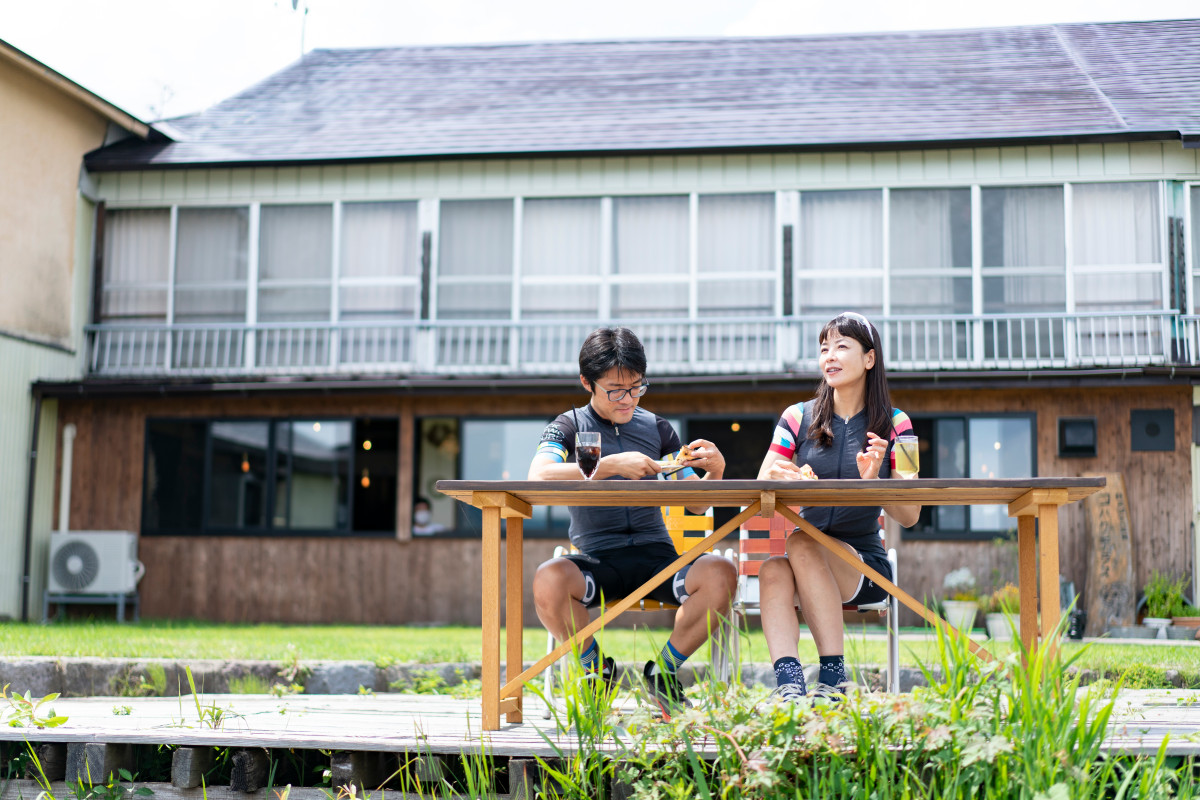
[284,420,351,530]
[890,189,971,270]
[799,190,882,270]
[969,417,1033,531]
[613,196,689,275]
[143,420,206,531]
[934,418,968,530]
[891,276,972,315]
[523,284,599,318]
[612,282,688,317]
[1073,182,1161,266]
[415,418,461,534]
[341,201,419,279]
[798,277,883,316]
[340,285,418,320]
[697,279,774,316]
[437,281,512,319]
[697,193,775,273]
[1075,273,1162,310]
[982,275,1066,313]
[459,419,560,533]
[260,205,333,280]
[208,421,271,529]
[523,198,601,276]
[102,209,170,321]
[353,418,398,532]
[981,186,1064,268]
[177,207,248,284]
[439,200,513,277]
[259,287,332,322]
[175,289,247,323]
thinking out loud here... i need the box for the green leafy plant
[1,684,68,728]
[943,566,979,602]
[1144,571,1189,619]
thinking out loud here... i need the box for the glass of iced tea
[893,434,919,479]
[576,431,602,479]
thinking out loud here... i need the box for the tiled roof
[85,19,1200,170]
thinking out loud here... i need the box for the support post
[505,515,524,724]
[481,504,502,731]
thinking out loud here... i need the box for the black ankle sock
[773,656,807,689]
[818,655,847,687]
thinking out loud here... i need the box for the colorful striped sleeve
[768,402,804,458]
[535,420,571,463]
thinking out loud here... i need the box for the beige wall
[0,57,109,345]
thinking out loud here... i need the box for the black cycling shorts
[561,541,690,608]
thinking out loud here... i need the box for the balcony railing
[84,312,1197,379]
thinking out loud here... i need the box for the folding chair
[732,509,900,694]
[541,506,737,716]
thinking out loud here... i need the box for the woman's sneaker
[768,682,808,704]
[642,661,691,718]
[809,682,846,705]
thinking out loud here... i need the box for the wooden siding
[94,144,1200,207]
[55,385,1192,626]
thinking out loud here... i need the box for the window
[101,209,171,322]
[521,198,602,319]
[437,199,513,319]
[889,189,972,315]
[906,414,1036,540]
[612,196,689,317]
[1072,182,1163,310]
[175,207,249,323]
[339,201,420,321]
[142,417,398,536]
[798,190,883,316]
[697,193,776,317]
[981,186,1065,313]
[258,204,333,322]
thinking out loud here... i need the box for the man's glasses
[601,382,650,401]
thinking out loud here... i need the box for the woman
[756,311,921,702]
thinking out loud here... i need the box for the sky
[2,0,1198,121]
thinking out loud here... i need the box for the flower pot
[985,612,1013,640]
[1142,617,1173,640]
[943,600,979,633]
[1172,616,1200,628]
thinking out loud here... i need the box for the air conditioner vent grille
[52,541,101,591]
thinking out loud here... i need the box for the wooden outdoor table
[436,477,1105,730]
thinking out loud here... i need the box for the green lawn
[2,620,1198,686]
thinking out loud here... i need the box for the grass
[2,619,1199,685]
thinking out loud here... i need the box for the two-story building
[25,19,1200,627]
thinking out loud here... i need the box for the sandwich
[798,463,818,480]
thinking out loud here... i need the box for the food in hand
[797,463,818,480]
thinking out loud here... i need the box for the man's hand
[598,452,662,479]
[682,439,725,479]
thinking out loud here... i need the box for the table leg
[482,505,502,731]
[505,516,524,724]
[1017,515,1039,653]
[1038,504,1062,656]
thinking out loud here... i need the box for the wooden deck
[0,689,1196,800]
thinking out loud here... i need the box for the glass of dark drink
[575,432,602,479]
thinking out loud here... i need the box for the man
[528,327,737,715]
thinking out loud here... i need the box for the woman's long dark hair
[806,312,894,449]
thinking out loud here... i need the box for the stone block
[305,662,377,694]
[0,658,64,697]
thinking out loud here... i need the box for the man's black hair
[414,497,432,507]
[578,327,647,390]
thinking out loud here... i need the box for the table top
[437,477,1106,508]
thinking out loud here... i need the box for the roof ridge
[1051,25,1128,130]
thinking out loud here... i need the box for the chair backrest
[661,505,715,555]
[736,507,890,612]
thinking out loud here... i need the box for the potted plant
[1142,571,1188,639]
[983,583,1020,640]
[942,567,980,633]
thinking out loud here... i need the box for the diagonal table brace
[501,501,763,697]
[774,506,995,664]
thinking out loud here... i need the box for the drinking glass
[575,432,602,479]
[893,434,919,479]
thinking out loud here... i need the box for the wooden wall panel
[56,384,1193,627]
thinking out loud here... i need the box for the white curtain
[102,209,170,321]
[697,194,775,316]
[799,190,882,271]
[175,207,248,322]
[1073,182,1160,266]
[438,199,512,319]
[981,187,1065,310]
[522,198,601,276]
[341,201,419,320]
[258,205,333,322]
[613,196,689,275]
[889,189,971,314]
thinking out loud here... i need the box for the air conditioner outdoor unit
[47,531,144,595]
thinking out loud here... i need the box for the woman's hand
[855,431,888,479]
[763,459,807,480]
